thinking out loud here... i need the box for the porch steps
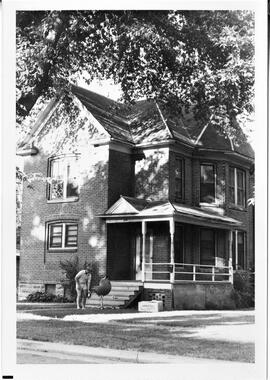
[86,281,143,309]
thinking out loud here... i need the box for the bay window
[232,231,246,270]
[229,167,246,207]
[175,156,184,201]
[200,164,216,203]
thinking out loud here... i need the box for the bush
[59,255,91,301]
[26,291,71,303]
[232,270,254,308]
[59,256,79,301]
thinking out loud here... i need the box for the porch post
[169,219,175,283]
[141,221,146,282]
[229,230,233,283]
[229,230,233,267]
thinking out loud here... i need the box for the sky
[77,77,123,101]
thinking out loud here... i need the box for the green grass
[17,314,255,363]
[17,305,138,318]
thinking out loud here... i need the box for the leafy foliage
[59,255,79,300]
[26,291,71,303]
[16,10,254,139]
[59,255,91,300]
[232,270,254,308]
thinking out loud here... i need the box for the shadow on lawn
[116,314,255,329]
[17,318,255,363]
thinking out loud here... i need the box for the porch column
[169,219,175,283]
[228,230,233,267]
[141,221,146,282]
[229,230,233,283]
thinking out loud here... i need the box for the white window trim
[200,163,217,205]
[230,167,246,207]
[233,230,246,270]
[48,155,80,202]
[175,156,184,201]
[48,222,78,250]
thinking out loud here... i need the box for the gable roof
[100,196,242,230]
[18,84,254,160]
[72,85,254,158]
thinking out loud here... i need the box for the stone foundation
[173,282,235,310]
[18,281,64,301]
[143,288,173,310]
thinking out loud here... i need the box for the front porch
[102,196,241,288]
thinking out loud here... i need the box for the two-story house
[17,84,254,309]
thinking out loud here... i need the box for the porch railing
[144,262,233,283]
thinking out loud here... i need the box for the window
[175,157,184,201]
[232,231,246,270]
[45,284,56,295]
[200,164,216,203]
[174,225,184,264]
[200,229,215,265]
[48,222,78,250]
[229,167,246,207]
[48,156,79,201]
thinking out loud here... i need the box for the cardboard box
[138,300,163,313]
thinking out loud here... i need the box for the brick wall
[108,149,135,206]
[143,288,173,310]
[135,148,169,201]
[19,136,110,299]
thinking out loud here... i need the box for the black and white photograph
[1,1,268,379]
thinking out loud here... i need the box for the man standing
[75,265,92,309]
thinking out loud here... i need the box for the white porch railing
[144,262,233,283]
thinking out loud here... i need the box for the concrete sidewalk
[17,339,236,364]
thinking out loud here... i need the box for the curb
[17,339,235,364]
[17,302,76,307]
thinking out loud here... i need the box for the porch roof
[98,196,242,230]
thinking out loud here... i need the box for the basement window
[45,284,56,295]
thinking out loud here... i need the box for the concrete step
[109,290,140,296]
[111,286,141,292]
[86,299,126,307]
[89,293,130,301]
[110,281,143,287]
[87,281,143,308]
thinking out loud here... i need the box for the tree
[16,10,254,139]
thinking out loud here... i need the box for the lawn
[17,309,255,363]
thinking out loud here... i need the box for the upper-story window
[47,221,78,250]
[175,156,184,201]
[48,155,79,201]
[229,167,246,207]
[200,164,216,203]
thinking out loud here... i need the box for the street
[17,348,130,364]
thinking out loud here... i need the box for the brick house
[17,85,254,309]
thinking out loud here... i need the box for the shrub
[232,270,254,308]
[59,256,80,301]
[59,256,92,301]
[26,291,71,303]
